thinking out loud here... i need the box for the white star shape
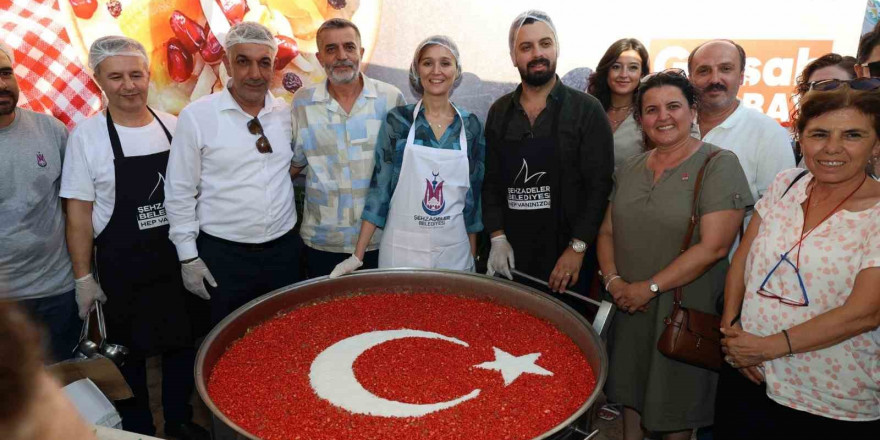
[474,347,554,386]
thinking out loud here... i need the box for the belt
[199,229,295,251]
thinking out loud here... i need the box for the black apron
[94,109,194,358]
[497,98,564,282]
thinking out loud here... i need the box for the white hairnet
[508,10,559,61]
[224,21,278,57]
[409,35,462,96]
[0,42,14,64]
[88,36,149,72]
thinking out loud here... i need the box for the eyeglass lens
[247,118,273,154]
[757,253,809,306]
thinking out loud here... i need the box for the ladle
[96,302,129,366]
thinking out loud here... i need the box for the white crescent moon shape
[309,329,481,418]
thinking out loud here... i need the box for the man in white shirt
[165,22,299,326]
[689,39,795,205]
[61,36,207,439]
[290,18,404,277]
[0,42,78,363]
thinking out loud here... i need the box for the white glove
[74,274,107,319]
[181,258,216,300]
[487,234,515,280]
[330,255,363,279]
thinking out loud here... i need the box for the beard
[325,59,359,84]
[518,57,556,87]
[0,90,18,115]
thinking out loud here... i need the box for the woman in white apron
[331,35,486,277]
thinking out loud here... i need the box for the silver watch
[648,278,660,295]
[569,239,586,253]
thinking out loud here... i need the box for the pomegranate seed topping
[105,0,122,18]
[208,293,595,440]
[328,0,347,10]
[166,38,194,82]
[215,0,248,25]
[69,0,97,19]
[200,25,225,64]
[273,35,299,71]
[169,11,207,55]
[282,72,303,93]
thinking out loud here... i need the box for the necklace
[609,103,633,111]
[607,107,632,130]
[792,174,867,267]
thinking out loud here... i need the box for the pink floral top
[742,169,880,421]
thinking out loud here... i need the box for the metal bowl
[195,269,608,440]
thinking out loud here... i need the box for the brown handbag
[656,150,723,371]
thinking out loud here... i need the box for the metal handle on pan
[508,269,614,337]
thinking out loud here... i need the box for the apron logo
[36,152,47,167]
[138,172,168,230]
[508,159,551,211]
[422,171,446,216]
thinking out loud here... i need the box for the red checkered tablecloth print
[0,0,101,127]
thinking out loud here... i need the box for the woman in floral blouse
[715,78,880,438]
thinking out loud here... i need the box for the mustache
[0,91,13,97]
[527,58,550,69]
[703,83,727,93]
[332,60,356,69]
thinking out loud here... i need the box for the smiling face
[416,44,456,98]
[512,21,557,87]
[316,26,363,85]
[607,49,643,98]
[225,43,274,109]
[801,107,879,184]
[689,41,744,112]
[93,55,150,115]
[0,51,20,118]
[639,85,697,148]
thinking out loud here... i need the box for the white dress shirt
[61,111,177,236]
[699,103,795,202]
[165,88,296,260]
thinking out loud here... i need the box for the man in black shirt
[483,10,613,308]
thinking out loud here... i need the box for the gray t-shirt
[0,108,74,299]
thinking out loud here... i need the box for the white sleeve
[164,109,202,261]
[290,97,307,168]
[754,124,796,201]
[59,127,96,202]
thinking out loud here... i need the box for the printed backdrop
[0,0,875,127]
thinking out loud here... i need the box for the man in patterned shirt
[290,18,405,276]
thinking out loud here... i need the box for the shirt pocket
[27,148,62,208]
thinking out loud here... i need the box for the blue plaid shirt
[361,103,485,233]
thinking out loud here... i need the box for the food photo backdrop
[0,0,874,127]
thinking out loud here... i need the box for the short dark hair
[587,38,650,110]
[857,21,880,64]
[316,18,362,50]
[687,39,747,73]
[633,70,699,122]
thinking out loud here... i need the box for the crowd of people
[0,8,878,440]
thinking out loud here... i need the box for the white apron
[378,101,474,271]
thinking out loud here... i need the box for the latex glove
[181,258,216,300]
[330,255,363,279]
[74,274,107,319]
[487,234,515,280]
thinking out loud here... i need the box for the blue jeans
[20,289,81,362]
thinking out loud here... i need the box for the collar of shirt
[217,86,285,117]
[698,100,745,136]
[310,73,378,114]
[510,75,565,111]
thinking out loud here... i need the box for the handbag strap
[673,149,722,305]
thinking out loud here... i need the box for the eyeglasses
[808,77,880,92]
[858,60,880,78]
[756,251,809,307]
[247,117,273,154]
[640,68,687,84]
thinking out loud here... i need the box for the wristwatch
[648,278,660,295]
[569,239,586,253]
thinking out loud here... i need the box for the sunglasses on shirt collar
[808,77,880,92]
[247,117,273,154]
